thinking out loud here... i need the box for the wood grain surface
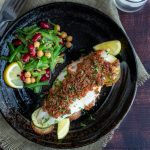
[105,1,150,149]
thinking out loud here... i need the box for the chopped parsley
[73,98,76,101]
[80,49,85,52]
[80,123,86,127]
[42,117,50,124]
[80,70,84,74]
[64,96,69,102]
[69,85,76,92]
[95,65,99,73]
[89,115,95,121]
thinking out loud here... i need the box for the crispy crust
[84,101,95,111]
[69,111,81,121]
[31,122,54,135]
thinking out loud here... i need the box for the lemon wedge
[93,40,121,56]
[57,118,70,139]
[4,62,23,88]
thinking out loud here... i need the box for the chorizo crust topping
[43,51,119,118]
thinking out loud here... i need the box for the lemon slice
[32,108,52,129]
[4,62,23,88]
[57,118,70,139]
[93,40,121,56]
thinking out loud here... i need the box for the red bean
[46,68,51,77]
[12,39,22,46]
[40,74,49,81]
[39,21,50,29]
[30,49,36,57]
[32,33,42,42]
[59,39,64,45]
[20,72,26,81]
[22,53,30,62]
[28,44,34,51]
[58,35,62,39]
[28,44,36,57]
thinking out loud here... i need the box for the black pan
[0,2,137,148]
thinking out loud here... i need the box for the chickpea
[25,77,31,84]
[45,52,51,58]
[37,50,44,57]
[66,36,73,42]
[24,71,31,78]
[31,77,36,83]
[61,31,67,39]
[66,42,72,48]
[55,24,61,32]
[34,41,40,48]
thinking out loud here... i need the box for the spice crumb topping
[43,51,120,118]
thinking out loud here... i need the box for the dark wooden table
[105,1,150,149]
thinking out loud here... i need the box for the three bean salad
[1,21,73,93]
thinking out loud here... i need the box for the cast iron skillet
[0,2,137,148]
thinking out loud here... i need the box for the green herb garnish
[89,115,95,121]
[80,123,86,127]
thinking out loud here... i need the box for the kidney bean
[40,74,49,81]
[28,44,36,57]
[22,53,30,62]
[20,71,26,81]
[45,68,51,77]
[59,39,64,45]
[32,33,42,42]
[12,39,22,47]
[39,21,50,29]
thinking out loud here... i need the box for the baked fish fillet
[32,50,120,129]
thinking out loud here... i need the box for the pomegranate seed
[39,21,50,29]
[20,72,25,81]
[28,44,36,57]
[12,39,22,46]
[22,53,30,62]
[40,74,49,81]
[32,33,42,42]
